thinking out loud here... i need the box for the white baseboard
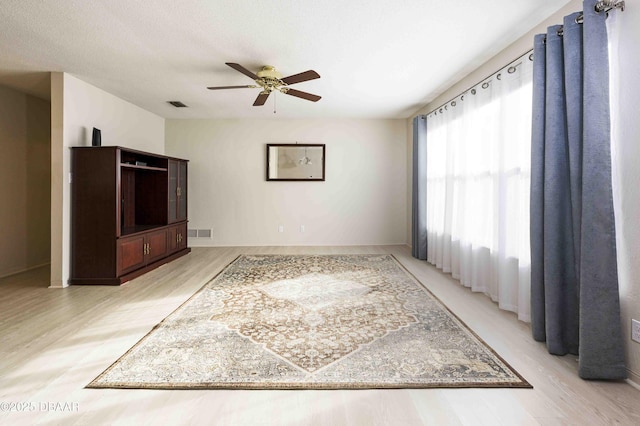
[48,282,69,289]
[626,370,640,391]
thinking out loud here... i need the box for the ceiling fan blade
[281,70,321,85]
[283,88,321,102]
[253,92,270,106]
[207,85,255,90]
[225,62,259,80]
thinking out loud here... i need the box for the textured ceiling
[0,0,571,119]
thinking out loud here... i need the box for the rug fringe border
[87,381,532,390]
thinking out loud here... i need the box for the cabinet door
[177,161,187,221]
[146,228,168,264]
[168,226,178,253]
[177,222,187,250]
[168,160,178,223]
[168,160,188,223]
[117,235,146,276]
[168,223,187,254]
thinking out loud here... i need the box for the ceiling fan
[207,63,321,106]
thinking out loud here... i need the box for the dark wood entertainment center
[70,146,190,285]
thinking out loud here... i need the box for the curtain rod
[423,49,533,117]
[596,0,625,13]
[575,0,625,24]
[421,0,626,118]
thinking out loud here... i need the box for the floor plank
[0,246,638,425]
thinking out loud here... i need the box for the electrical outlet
[278,225,284,233]
[300,225,305,233]
[632,319,640,343]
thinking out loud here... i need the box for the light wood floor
[1,246,638,425]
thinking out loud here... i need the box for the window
[425,55,533,321]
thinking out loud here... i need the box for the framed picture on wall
[266,144,325,181]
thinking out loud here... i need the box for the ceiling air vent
[168,101,188,108]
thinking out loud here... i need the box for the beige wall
[0,84,51,277]
[414,0,582,117]
[49,73,165,288]
[165,119,407,246]
[407,0,639,384]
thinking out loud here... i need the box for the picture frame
[266,144,325,181]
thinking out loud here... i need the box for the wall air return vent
[198,229,211,238]
[188,229,212,238]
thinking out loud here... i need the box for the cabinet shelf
[121,163,168,172]
[121,224,166,236]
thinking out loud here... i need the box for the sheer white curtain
[608,7,623,266]
[426,55,533,321]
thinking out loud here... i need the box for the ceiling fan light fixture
[256,65,283,80]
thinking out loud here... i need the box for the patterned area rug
[88,255,531,389]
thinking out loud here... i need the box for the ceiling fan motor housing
[256,66,285,93]
[256,65,282,80]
